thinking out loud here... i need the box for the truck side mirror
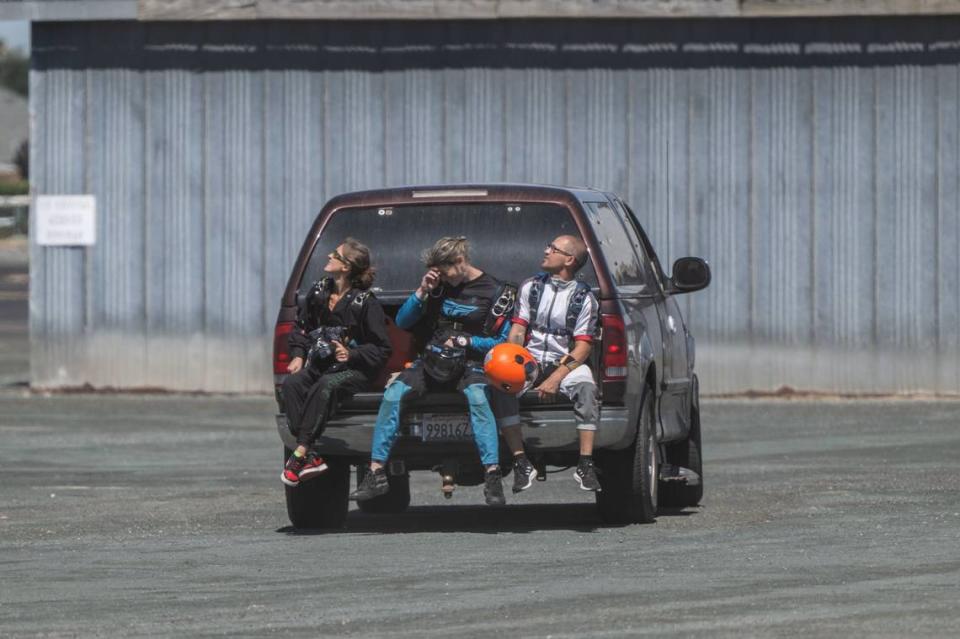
[667,257,710,294]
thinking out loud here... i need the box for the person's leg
[281,367,318,441]
[489,388,523,454]
[370,366,424,470]
[461,367,505,505]
[351,366,424,501]
[296,369,369,450]
[288,369,369,482]
[281,368,325,486]
[559,367,601,491]
[488,387,536,493]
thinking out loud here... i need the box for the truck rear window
[301,203,598,295]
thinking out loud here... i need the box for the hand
[287,357,304,373]
[443,337,455,348]
[417,268,441,298]
[534,375,561,399]
[332,341,350,363]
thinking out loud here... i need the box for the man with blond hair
[351,237,515,506]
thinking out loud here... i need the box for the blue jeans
[370,364,500,466]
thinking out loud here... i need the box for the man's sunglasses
[545,243,573,257]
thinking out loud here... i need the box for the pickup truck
[274,184,710,527]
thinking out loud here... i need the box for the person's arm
[469,319,511,355]
[507,322,526,345]
[348,298,393,369]
[396,268,441,330]
[535,340,592,396]
[505,280,532,346]
[287,300,315,366]
[395,292,426,330]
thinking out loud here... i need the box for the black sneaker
[574,458,601,492]
[483,468,506,506]
[512,455,538,493]
[349,467,389,501]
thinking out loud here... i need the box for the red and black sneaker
[281,450,328,487]
[297,450,329,482]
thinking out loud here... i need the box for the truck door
[616,201,691,442]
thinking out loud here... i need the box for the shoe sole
[349,487,389,502]
[297,463,329,482]
[573,471,601,492]
[512,467,538,493]
[281,473,299,488]
[484,494,506,506]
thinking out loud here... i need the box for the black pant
[282,366,370,448]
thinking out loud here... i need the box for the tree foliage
[14,140,28,180]
[0,41,29,97]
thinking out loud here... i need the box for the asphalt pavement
[1,393,959,638]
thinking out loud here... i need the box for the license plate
[421,413,473,442]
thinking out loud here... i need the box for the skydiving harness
[296,278,374,342]
[430,282,518,339]
[299,278,372,317]
[526,272,591,340]
[485,283,517,337]
[422,281,516,382]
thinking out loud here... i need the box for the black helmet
[423,344,466,383]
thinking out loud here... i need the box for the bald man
[494,234,602,493]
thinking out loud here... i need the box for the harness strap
[525,273,589,338]
[531,323,574,337]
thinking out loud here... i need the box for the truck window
[619,201,669,290]
[585,201,650,290]
[302,203,599,295]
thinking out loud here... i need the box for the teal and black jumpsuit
[370,272,510,466]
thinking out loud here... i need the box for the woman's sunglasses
[329,250,355,267]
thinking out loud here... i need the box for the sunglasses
[545,243,574,257]
[329,250,356,267]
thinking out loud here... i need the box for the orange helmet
[483,343,540,395]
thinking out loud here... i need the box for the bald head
[555,235,588,273]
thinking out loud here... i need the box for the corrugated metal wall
[29,19,960,393]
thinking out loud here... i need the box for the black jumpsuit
[282,279,392,449]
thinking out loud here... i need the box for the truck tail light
[273,321,295,375]
[601,313,627,381]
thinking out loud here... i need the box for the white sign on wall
[36,195,97,246]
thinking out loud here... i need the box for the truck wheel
[355,466,411,514]
[596,385,658,525]
[284,450,350,529]
[659,397,703,508]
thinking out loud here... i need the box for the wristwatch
[560,354,581,371]
[454,335,470,348]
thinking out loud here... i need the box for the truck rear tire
[356,466,411,514]
[596,385,658,525]
[284,451,350,529]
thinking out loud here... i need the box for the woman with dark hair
[281,238,392,486]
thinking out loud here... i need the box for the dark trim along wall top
[32,17,960,71]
